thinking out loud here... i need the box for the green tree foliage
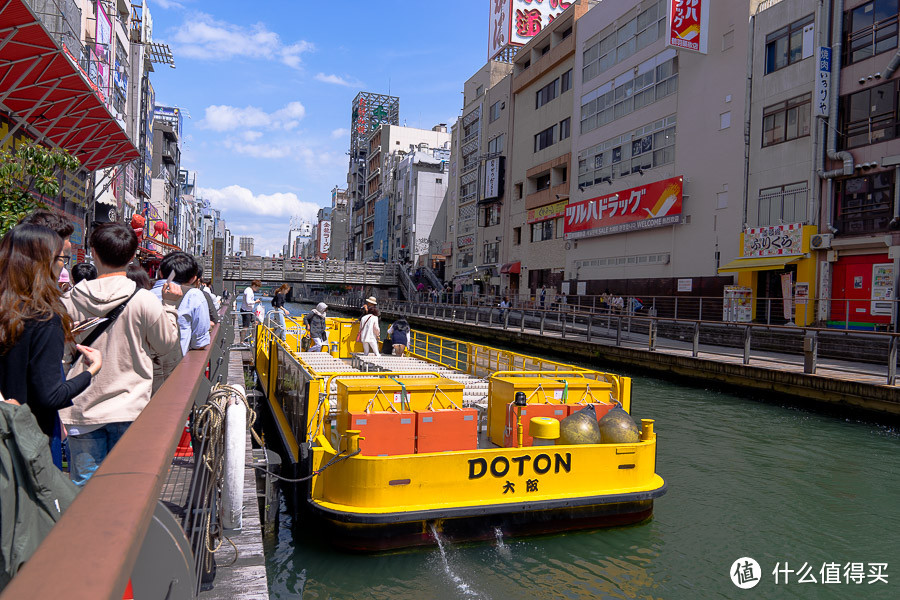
[0,144,81,236]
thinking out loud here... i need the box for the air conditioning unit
[809,233,833,250]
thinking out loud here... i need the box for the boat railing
[1,306,234,600]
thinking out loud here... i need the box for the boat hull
[307,485,666,551]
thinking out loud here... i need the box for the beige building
[507,2,592,302]
[445,60,514,292]
[567,0,747,302]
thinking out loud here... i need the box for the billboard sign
[666,0,709,54]
[318,221,331,258]
[742,223,803,257]
[489,1,573,60]
[95,1,112,101]
[142,79,154,196]
[564,176,683,239]
[527,199,568,223]
[481,156,505,201]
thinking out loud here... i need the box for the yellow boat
[254,316,666,551]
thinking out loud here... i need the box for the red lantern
[153,220,169,239]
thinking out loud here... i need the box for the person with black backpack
[60,223,181,486]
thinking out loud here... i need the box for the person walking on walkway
[241,279,262,329]
[359,298,381,356]
[61,223,181,485]
[0,224,103,468]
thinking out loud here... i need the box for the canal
[260,301,899,599]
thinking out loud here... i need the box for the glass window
[561,69,572,93]
[560,117,571,140]
[765,15,814,73]
[846,0,899,64]
[762,94,811,147]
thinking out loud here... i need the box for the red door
[830,254,891,328]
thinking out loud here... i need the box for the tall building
[239,236,255,257]
[347,92,400,260]
[362,124,451,261]
[393,144,451,267]
[446,61,514,294]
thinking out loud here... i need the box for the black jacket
[0,315,91,438]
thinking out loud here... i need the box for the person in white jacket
[61,223,182,486]
[358,303,381,356]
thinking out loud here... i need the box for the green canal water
[262,302,899,599]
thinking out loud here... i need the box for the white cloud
[199,185,320,219]
[330,128,349,139]
[199,101,305,132]
[314,73,364,87]
[241,130,263,142]
[154,0,184,9]
[172,13,313,69]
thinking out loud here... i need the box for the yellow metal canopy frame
[717,254,803,273]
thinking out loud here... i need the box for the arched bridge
[201,256,401,287]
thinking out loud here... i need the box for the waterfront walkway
[328,298,900,418]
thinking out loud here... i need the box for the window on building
[489,100,503,122]
[488,134,505,154]
[484,242,499,263]
[534,125,557,152]
[531,219,555,242]
[765,14,814,74]
[457,251,473,268]
[536,79,560,109]
[842,81,898,147]
[845,0,900,65]
[561,69,572,93]
[515,182,523,199]
[835,172,894,234]
[581,52,678,135]
[757,183,809,226]
[513,226,522,245]
[480,204,501,227]
[475,85,484,97]
[435,178,442,183]
[540,44,551,56]
[560,117,571,140]
[562,26,573,40]
[763,94,811,146]
[578,115,677,188]
[582,0,666,84]
[535,173,551,191]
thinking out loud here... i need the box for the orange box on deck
[349,411,415,456]
[565,402,615,420]
[504,403,567,447]
[415,408,478,453]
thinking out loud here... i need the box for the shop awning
[718,255,803,273]
[500,261,521,274]
[0,0,140,171]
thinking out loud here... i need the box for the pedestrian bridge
[201,256,399,287]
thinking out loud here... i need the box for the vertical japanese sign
[815,47,831,117]
[666,0,709,54]
[482,156,504,200]
[319,221,331,258]
[489,0,573,60]
[95,1,112,103]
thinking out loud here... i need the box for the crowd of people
[0,212,222,485]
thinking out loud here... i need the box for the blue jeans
[67,422,131,486]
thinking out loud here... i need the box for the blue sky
[148,0,490,255]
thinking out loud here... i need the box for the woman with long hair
[0,224,102,468]
[359,303,381,356]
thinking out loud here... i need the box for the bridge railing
[204,256,399,286]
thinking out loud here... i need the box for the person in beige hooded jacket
[61,223,182,486]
